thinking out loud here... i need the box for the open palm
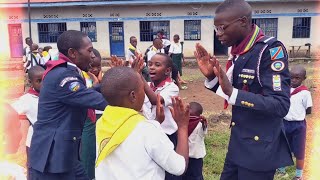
[194,43,216,80]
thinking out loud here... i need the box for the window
[38,23,67,43]
[252,18,278,38]
[184,20,201,40]
[292,17,311,38]
[80,22,97,42]
[140,21,170,41]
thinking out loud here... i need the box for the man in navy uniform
[195,0,293,179]
[29,30,107,179]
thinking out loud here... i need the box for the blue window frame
[38,23,67,43]
[80,22,97,42]
[140,21,170,41]
[184,20,201,40]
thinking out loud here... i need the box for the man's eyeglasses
[214,16,245,34]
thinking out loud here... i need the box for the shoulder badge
[269,46,284,60]
[272,75,282,91]
[271,61,285,72]
[69,82,80,92]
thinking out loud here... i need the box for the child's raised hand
[156,94,165,124]
[132,53,144,74]
[169,96,189,129]
[109,55,124,68]
[194,43,217,81]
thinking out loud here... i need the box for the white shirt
[169,42,182,54]
[147,47,165,61]
[26,53,45,70]
[142,81,179,135]
[189,122,207,159]
[284,88,312,121]
[11,93,39,147]
[162,38,171,47]
[95,120,186,180]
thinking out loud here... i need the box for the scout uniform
[28,53,107,179]
[205,25,293,179]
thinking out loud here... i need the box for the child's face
[38,48,43,54]
[173,36,179,43]
[154,40,163,50]
[148,54,171,82]
[290,71,305,88]
[30,72,44,92]
[89,57,102,77]
[130,38,137,47]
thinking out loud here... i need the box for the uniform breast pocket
[240,130,273,144]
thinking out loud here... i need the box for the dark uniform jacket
[29,55,107,173]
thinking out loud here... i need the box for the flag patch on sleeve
[269,46,284,60]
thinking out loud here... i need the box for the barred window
[252,18,278,38]
[184,20,201,40]
[140,21,170,41]
[38,23,67,43]
[80,22,97,42]
[292,17,311,38]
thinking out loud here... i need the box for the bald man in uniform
[195,0,293,179]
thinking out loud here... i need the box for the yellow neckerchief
[81,71,93,88]
[95,106,145,167]
[128,43,136,51]
[42,51,49,57]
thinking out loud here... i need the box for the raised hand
[213,60,233,96]
[156,94,165,124]
[132,53,144,74]
[194,43,217,81]
[169,96,190,129]
[109,55,124,68]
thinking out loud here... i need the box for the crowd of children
[8,1,314,179]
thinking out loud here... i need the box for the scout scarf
[188,116,207,136]
[291,85,308,96]
[82,71,96,123]
[221,25,265,109]
[95,106,145,167]
[43,53,73,78]
[129,43,136,55]
[149,77,172,92]
[27,88,39,97]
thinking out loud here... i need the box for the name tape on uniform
[241,69,255,74]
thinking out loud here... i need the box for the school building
[0,0,319,60]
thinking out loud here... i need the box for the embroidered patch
[269,46,284,60]
[69,82,80,92]
[272,75,282,91]
[241,69,255,74]
[271,61,285,72]
[60,77,78,87]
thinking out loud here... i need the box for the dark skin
[68,36,95,72]
[26,38,33,47]
[29,71,44,92]
[290,67,312,115]
[196,7,253,97]
[153,39,164,50]
[89,56,102,78]
[130,37,138,48]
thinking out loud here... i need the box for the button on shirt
[11,93,39,147]
[284,88,312,121]
[95,120,185,180]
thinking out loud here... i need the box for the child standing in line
[10,66,45,178]
[182,102,207,180]
[276,65,312,180]
[169,34,187,90]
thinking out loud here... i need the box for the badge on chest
[238,69,256,91]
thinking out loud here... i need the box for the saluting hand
[194,43,217,81]
[213,60,233,97]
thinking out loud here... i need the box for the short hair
[130,36,137,42]
[215,0,252,18]
[154,53,173,69]
[157,29,165,35]
[92,48,101,59]
[57,30,88,57]
[25,37,31,42]
[291,65,307,77]
[101,67,140,106]
[28,65,45,80]
[174,34,180,39]
[43,46,52,52]
[31,43,39,51]
[153,37,162,44]
[189,102,203,116]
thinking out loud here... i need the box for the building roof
[0,0,319,8]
